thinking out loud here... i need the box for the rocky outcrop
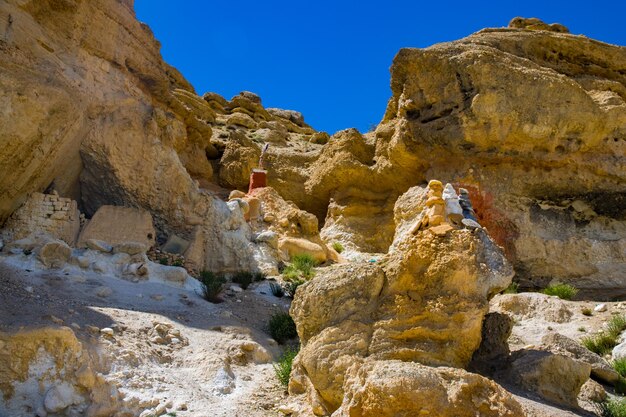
[212,20,624,294]
[508,349,590,407]
[376,23,626,295]
[0,327,127,417]
[289,185,517,415]
[334,361,524,417]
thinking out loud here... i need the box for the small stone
[100,327,114,337]
[86,325,100,334]
[151,294,165,301]
[71,323,81,330]
[50,315,63,325]
[278,403,296,414]
[230,285,244,293]
[594,304,607,312]
[25,286,34,293]
[428,223,454,236]
[461,218,482,229]
[95,287,113,298]
[170,337,181,344]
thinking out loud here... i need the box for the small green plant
[613,358,626,379]
[582,314,626,355]
[596,398,626,417]
[332,242,344,254]
[502,282,519,294]
[268,311,297,344]
[283,279,304,298]
[578,326,587,332]
[607,315,626,337]
[282,254,317,283]
[269,282,285,298]
[171,259,184,267]
[166,413,177,417]
[159,256,169,265]
[232,271,254,290]
[274,346,299,387]
[197,270,226,303]
[582,333,619,356]
[540,283,579,300]
[582,307,593,316]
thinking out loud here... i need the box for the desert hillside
[0,2,625,417]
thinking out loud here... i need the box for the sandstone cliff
[247,23,625,295]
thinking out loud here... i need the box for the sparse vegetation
[540,283,579,300]
[274,346,299,387]
[282,254,317,283]
[253,271,266,282]
[172,259,184,267]
[159,256,169,265]
[582,307,593,316]
[268,311,298,344]
[596,398,626,417]
[582,314,626,355]
[332,242,344,254]
[502,282,519,294]
[613,358,626,379]
[232,271,254,290]
[197,270,226,303]
[269,282,285,298]
[578,326,586,332]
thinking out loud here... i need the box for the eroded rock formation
[288,185,519,415]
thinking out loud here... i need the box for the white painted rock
[594,304,607,312]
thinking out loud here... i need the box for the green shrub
[269,282,285,298]
[502,282,519,294]
[159,257,169,265]
[596,398,626,417]
[171,259,184,267]
[282,254,317,284]
[290,254,317,279]
[607,315,626,337]
[198,270,226,303]
[274,346,299,387]
[582,315,626,355]
[582,332,619,356]
[332,242,344,254]
[232,271,254,290]
[268,311,297,344]
[540,283,578,300]
[582,307,593,316]
[613,358,626,379]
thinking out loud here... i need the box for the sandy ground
[0,254,293,417]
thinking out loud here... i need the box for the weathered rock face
[334,361,524,417]
[289,185,515,415]
[380,26,626,295]
[0,327,127,417]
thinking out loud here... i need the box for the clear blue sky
[135,0,626,134]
